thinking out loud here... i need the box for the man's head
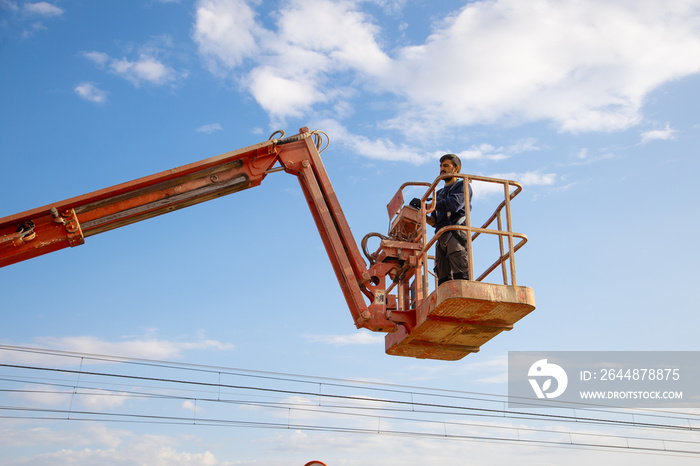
[439,153,461,184]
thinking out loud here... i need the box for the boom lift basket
[378,175,535,360]
[0,128,534,361]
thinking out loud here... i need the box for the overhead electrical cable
[2,345,699,458]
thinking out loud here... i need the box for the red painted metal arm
[274,131,395,332]
[0,128,394,332]
[0,127,534,360]
[0,139,280,268]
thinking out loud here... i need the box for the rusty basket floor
[385,280,535,360]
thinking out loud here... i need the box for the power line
[1,403,699,458]
[5,379,700,445]
[2,362,698,432]
[1,345,700,458]
[2,343,697,423]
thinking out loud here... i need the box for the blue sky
[2,0,700,464]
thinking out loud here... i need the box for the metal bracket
[51,208,84,247]
[0,220,36,247]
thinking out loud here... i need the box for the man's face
[440,160,457,176]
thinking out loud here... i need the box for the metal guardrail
[391,173,528,300]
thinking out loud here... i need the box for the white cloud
[341,132,429,165]
[399,354,510,384]
[78,388,131,410]
[273,0,390,76]
[457,144,505,162]
[372,0,407,15]
[21,21,46,38]
[314,118,432,164]
[196,122,223,133]
[192,0,260,73]
[316,119,540,165]
[303,331,384,345]
[2,1,62,38]
[24,2,63,17]
[388,0,700,134]
[82,37,184,88]
[83,51,110,67]
[490,171,557,186]
[640,122,677,143]
[17,386,133,412]
[109,55,177,86]
[193,0,700,143]
[0,421,126,450]
[17,335,236,361]
[194,0,389,121]
[0,432,220,465]
[471,171,556,199]
[247,66,322,119]
[1,1,19,12]
[14,385,71,407]
[182,400,204,414]
[74,82,108,103]
[566,147,616,166]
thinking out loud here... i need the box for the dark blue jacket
[431,179,472,231]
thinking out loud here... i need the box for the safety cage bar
[390,173,528,299]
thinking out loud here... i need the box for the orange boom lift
[0,128,534,360]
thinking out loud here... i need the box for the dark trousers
[435,230,470,285]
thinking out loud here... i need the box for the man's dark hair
[440,153,461,172]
